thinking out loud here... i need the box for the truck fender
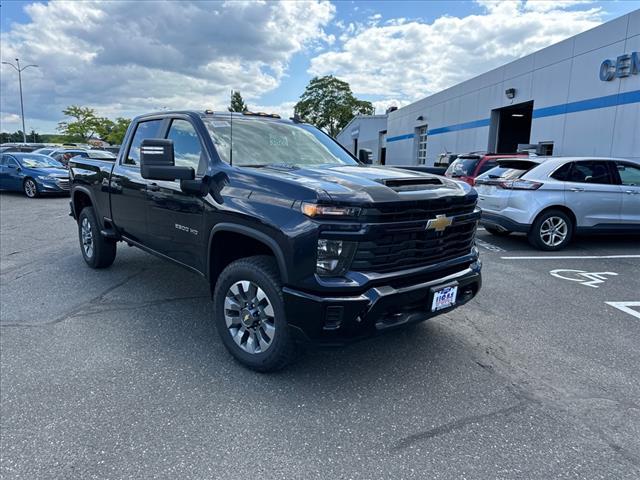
[70,186,98,220]
[207,223,289,284]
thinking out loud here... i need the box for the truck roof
[134,110,298,125]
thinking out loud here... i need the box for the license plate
[431,285,458,312]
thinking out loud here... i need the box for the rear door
[2,155,23,191]
[145,117,207,272]
[563,160,621,228]
[614,161,640,226]
[110,119,164,243]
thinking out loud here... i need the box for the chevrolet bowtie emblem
[426,214,453,232]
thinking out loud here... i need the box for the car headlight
[38,175,58,182]
[302,202,361,218]
[316,239,356,276]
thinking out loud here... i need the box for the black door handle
[148,183,160,192]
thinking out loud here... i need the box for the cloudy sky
[1,0,638,133]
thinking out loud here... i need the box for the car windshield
[18,154,64,168]
[446,157,479,176]
[477,160,539,181]
[204,117,358,167]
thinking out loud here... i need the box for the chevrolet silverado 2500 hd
[69,110,482,371]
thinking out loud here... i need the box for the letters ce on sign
[599,52,639,81]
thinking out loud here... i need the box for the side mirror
[358,148,372,165]
[140,138,194,181]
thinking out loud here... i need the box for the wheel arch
[71,187,95,220]
[531,205,577,231]
[207,223,289,289]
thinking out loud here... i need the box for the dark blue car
[0,153,70,198]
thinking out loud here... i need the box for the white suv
[475,157,640,250]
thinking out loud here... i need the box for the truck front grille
[361,197,476,223]
[352,220,476,273]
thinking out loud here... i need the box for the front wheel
[528,210,573,251]
[78,206,117,268]
[23,178,39,198]
[213,256,297,372]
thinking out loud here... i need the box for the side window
[616,162,640,186]
[125,120,163,166]
[551,162,573,181]
[567,161,612,184]
[0,155,7,165]
[166,119,205,174]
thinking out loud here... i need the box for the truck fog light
[317,239,356,276]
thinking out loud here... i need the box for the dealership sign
[599,52,639,81]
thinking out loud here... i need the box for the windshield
[446,157,479,177]
[204,117,358,167]
[18,154,64,169]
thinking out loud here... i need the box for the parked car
[68,109,482,371]
[475,156,640,250]
[445,153,528,185]
[0,153,70,197]
[49,148,90,167]
[435,152,459,168]
[0,144,41,153]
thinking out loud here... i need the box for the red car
[445,153,528,186]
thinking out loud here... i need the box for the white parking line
[475,238,506,252]
[605,302,640,320]
[501,255,640,260]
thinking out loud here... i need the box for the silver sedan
[475,156,640,250]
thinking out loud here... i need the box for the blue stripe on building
[385,90,640,141]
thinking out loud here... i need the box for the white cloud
[310,0,602,102]
[0,0,335,129]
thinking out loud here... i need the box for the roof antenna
[229,89,234,166]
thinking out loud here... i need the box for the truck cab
[69,110,482,371]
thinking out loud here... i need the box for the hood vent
[380,177,442,192]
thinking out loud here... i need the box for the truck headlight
[302,202,361,218]
[316,239,356,276]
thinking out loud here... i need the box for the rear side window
[567,161,613,184]
[477,160,498,175]
[616,162,640,186]
[550,162,573,181]
[125,120,163,166]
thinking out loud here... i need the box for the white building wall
[380,10,640,165]
[335,115,388,163]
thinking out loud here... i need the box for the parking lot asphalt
[1,192,639,480]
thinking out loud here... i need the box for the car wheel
[213,255,297,372]
[23,178,39,198]
[528,210,573,251]
[485,226,511,237]
[78,206,117,268]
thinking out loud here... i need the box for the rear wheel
[528,209,573,251]
[213,255,297,372]
[78,206,117,268]
[23,178,38,198]
[485,226,511,237]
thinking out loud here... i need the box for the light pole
[2,58,39,143]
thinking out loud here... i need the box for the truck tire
[213,255,297,372]
[527,209,573,251]
[78,206,117,268]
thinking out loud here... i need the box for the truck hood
[248,164,472,204]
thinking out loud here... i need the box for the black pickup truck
[69,110,482,371]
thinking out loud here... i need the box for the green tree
[57,105,100,141]
[28,129,42,143]
[228,91,248,112]
[293,76,374,137]
[94,117,130,145]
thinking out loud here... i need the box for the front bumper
[37,178,70,194]
[283,263,482,345]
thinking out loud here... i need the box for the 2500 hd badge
[68,110,482,371]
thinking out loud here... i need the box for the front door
[563,160,622,228]
[146,118,206,272]
[615,161,640,226]
[1,155,23,191]
[110,119,164,243]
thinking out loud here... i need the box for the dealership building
[336,9,640,165]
